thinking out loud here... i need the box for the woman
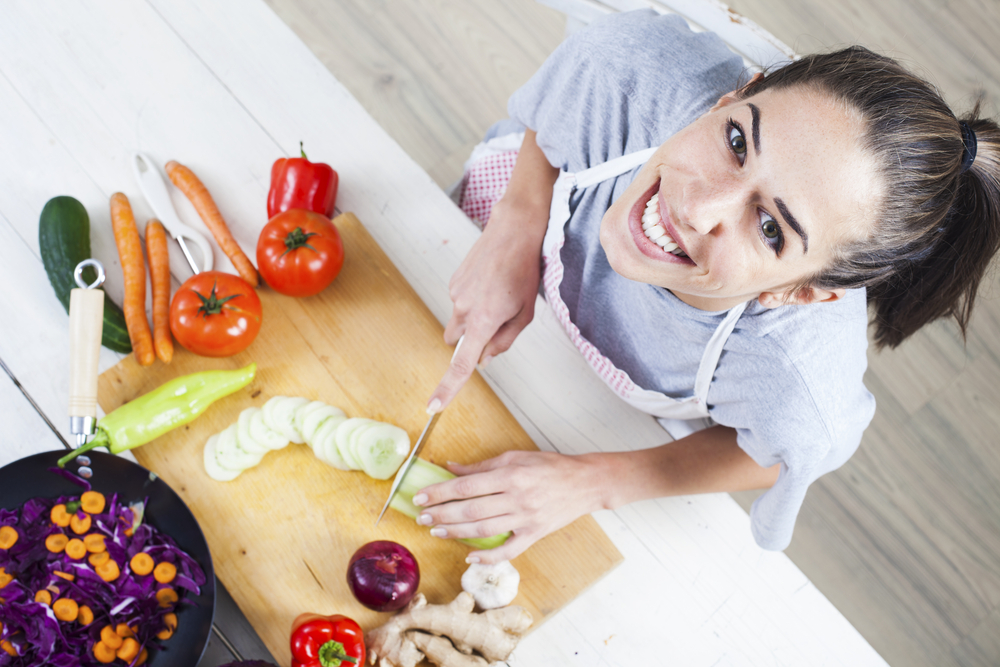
[411,10,1000,563]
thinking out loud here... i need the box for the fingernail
[446,461,458,467]
[478,355,493,369]
[430,527,448,538]
[417,513,433,526]
[412,493,428,506]
[426,398,441,415]
[465,556,481,564]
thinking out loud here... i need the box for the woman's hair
[740,47,1000,349]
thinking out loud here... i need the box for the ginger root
[366,591,533,667]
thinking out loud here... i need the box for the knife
[68,259,105,447]
[376,335,465,525]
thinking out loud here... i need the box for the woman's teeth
[642,194,687,257]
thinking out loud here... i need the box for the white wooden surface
[0,1,887,665]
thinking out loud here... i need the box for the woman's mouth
[640,193,689,258]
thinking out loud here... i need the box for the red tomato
[169,271,262,357]
[257,209,344,297]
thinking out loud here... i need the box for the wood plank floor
[262,1,1000,665]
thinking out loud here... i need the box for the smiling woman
[413,8,1000,561]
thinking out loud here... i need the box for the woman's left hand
[412,450,608,564]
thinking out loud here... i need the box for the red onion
[346,540,420,612]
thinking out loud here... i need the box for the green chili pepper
[58,363,257,468]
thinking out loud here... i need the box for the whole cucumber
[39,196,132,353]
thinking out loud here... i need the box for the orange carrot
[0,526,17,550]
[45,534,69,553]
[129,552,154,576]
[83,533,106,553]
[144,219,174,363]
[53,597,79,622]
[89,551,110,567]
[100,625,123,650]
[93,640,117,664]
[80,491,106,514]
[136,648,149,665]
[50,504,71,527]
[1,639,15,657]
[115,623,134,638]
[110,193,155,366]
[78,605,94,625]
[34,589,52,606]
[0,568,11,589]
[69,513,91,535]
[116,637,140,663]
[54,571,75,582]
[157,612,178,640]
[65,538,87,560]
[155,587,178,608]
[95,559,120,583]
[165,161,259,286]
[153,561,176,584]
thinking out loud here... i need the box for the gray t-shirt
[507,10,876,551]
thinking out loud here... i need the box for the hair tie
[959,121,978,173]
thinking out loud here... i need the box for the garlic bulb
[461,560,520,610]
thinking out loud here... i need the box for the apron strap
[575,147,658,190]
[692,300,748,405]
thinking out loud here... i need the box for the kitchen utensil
[131,151,213,275]
[68,258,105,447]
[376,335,464,526]
[0,451,216,666]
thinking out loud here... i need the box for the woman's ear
[710,72,765,113]
[758,285,846,309]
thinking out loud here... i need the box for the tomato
[256,209,345,297]
[169,271,262,357]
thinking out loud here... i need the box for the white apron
[541,147,748,439]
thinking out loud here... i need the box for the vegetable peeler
[68,259,106,447]
[131,152,213,275]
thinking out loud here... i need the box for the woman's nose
[681,176,744,236]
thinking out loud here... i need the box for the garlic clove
[461,560,520,610]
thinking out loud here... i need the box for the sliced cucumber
[236,408,271,456]
[357,423,411,480]
[215,423,263,471]
[335,418,372,470]
[203,434,240,482]
[294,401,330,444]
[312,416,351,470]
[262,396,310,443]
[249,408,290,450]
[301,404,347,447]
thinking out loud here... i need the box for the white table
[0,1,889,665]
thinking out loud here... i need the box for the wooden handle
[68,288,104,418]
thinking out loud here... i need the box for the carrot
[1,639,15,657]
[50,504,71,527]
[165,161,259,286]
[116,637,140,663]
[78,605,94,625]
[0,567,12,589]
[157,611,178,640]
[89,551,110,567]
[54,570,75,582]
[80,491,106,514]
[110,192,155,366]
[93,640,117,664]
[65,538,87,560]
[34,589,52,606]
[155,586,178,608]
[144,219,174,363]
[45,534,69,553]
[153,561,176,584]
[136,648,149,665]
[100,625,123,649]
[53,597,79,622]
[0,526,17,550]
[95,559,120,583]
[83,533,106,553]
[69,513,91,535]
[129,552,154,576]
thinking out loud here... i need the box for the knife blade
[375,335,465,525]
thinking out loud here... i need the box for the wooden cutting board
[98,213,622,666]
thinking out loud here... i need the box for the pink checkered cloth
[458,149,519,228]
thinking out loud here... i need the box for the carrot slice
[0,526,17,550]
[2,639,16,657]
[145,219,174,363]
[50,504,72,527]
[83,533,106,553]
[69,513,91,535]
[78,605,94,625]
[115,623,134,638]
[116,637,140,662]
[110,192,155,366]
[45,533,69,553]
[34,589,52,606]
[0,567,11,589]
[53,597,79,622]
[155,586,178,608]
[157,611,178,640]
[89,550,110,567]
[65,538,87,560]
[54,571,75,582]
[165,160,259,286]
[80,491,106,515]
[100,625,123,649]
[95,559,120,583]
[153,561,177,584]
[136,647,149,665]
[93,640,117,664]
[130,552,154,576]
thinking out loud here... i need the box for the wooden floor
[263,1,1000,665]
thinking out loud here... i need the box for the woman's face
[599,84,881,311]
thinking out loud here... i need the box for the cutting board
[98,213,623,666]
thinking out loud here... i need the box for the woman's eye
[728,121,747,164]
[759,211,784,254]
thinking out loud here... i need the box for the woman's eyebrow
[775,197,809,252]
[749,103,761,156]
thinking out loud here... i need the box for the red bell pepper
[268,142,339,219]
[290,613,365,667]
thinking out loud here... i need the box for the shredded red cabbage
[0,492,206,666]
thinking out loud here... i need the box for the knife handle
[68,287,104,423]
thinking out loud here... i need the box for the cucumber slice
[335,418,372,470]
[203,434,240,482]
[357,423,411,480]
[236,408,271,456]
[249,409,290,450]
[294,401,330,444]
[347,420,376,471]
[262,396,310,443]
[215,424,263,471]
[312,416,351,470]
[301,404,347,447]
